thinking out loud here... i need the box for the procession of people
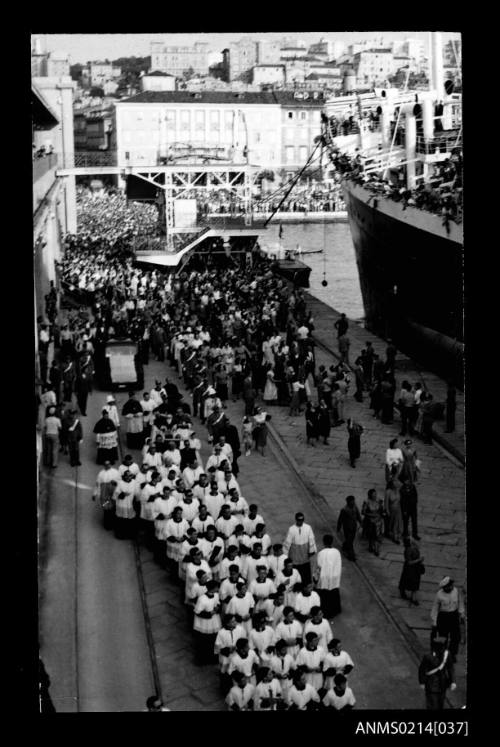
[37,188,464,710]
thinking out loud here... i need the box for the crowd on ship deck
[37,191,463,710]
[329,147,462,228]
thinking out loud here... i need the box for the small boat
[258,242,312,287]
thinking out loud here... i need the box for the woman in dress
[252,407,270,457]
[93,408,119,465]
[361,489,385,556]
[398,537,424,605]
[263,367,278,405]
[400,438,420,485]
[384,473,403,544]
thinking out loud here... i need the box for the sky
[33,32,461,66]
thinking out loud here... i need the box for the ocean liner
[321,33,463,383]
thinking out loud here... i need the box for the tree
[90,86,104,98]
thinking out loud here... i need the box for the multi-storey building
[150,42,210,77]
[226,38,258,82]
[32,78,77,417]
[114,90,324,178]
[74,104,115,151]
[353,49,394,86]
[280,91,324,175]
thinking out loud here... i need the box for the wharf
[134,290,465,709]
[39,298,466,710]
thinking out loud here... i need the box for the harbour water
[263,221,365,322]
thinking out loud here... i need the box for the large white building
[150,42,210,77]
[114,90,324,175]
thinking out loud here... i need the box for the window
[195,110,205,131]
[299,145,308,162]
[300,111,307,120]
[287,111,294,119]
[224,110,233,128]
[180,110,190,130]
[286,146,295,163]
[166,111,176,130]
[210,110,220,131]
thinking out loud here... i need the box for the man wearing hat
[431,577,465,659]
[418,638,456,709]
[104,395,120,431]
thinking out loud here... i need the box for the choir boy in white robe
[294,582,321,624]
[219,565,245,614]
[269,639,295,700]
[275,607,304,659]
[249,565,277,613]
[214,614,246,693]
[191,504,215,538]
[219,546,242,581]
[226,582,255,636]
[249,613,276,667]
[323,639,354,690]
[286,670,320,710]
[225,672,255,711]
[303,607,333,653]
[249,524,272,555]
[254,666,284,711]
[200,525,225,580]
[322,673,356,710]
[193,580,221,664]
[228,639,259,687]
[295,632,326,693]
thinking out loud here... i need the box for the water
[263,222,365,322]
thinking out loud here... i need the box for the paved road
[38,381,155,712]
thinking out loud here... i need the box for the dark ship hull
[343,179,464,384]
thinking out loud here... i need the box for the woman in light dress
[263,368,278,405]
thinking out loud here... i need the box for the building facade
[114,90,324,176]
[150,42,210,77]
[141,72,177,92]
[90,62,121,87]
[32,80,77,411]
[252,65,285,86]
[227,38,259,82]
[353,49,394,86]
[280,92,324,173]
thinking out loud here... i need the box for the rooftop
[145,70,176,77]
[119,90,324,106]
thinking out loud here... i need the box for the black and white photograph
[33,29,465,715]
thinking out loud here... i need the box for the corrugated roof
[118,90,324,106]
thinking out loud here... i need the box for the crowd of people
[37,190,463,710]
[329,146,462,227]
